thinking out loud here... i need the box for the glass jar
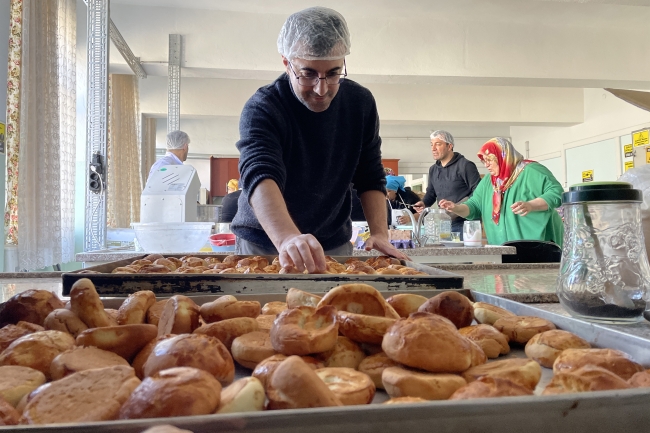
[557,182,650,324]
[423,209,451,246]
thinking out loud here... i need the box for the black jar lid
[562,182,642,204]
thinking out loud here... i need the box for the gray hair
[430,130,455,147]
[167,130,190,150]
[277,7,351,60]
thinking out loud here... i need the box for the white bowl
[132,222,214,253]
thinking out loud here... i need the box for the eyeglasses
[287,59,347,87]
[482,157,496,168]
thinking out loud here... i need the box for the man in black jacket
[413,130,481,237]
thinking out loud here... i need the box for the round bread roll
[381,312,473,373]
[468,338,488,367]
[0,322,45,353]
[375,267,401,275]
[261,302,287,315]
[146,299,168,326]
[552,348,643,380]
[0,330,75,380]
[21,365,141,424]
[131,334,175,380]
[69,279,116,328]
[472,302,516,325]
[216,376,265,414]
[251,354,323,388]
[316,336,365,369]
[0,289,65,327]
[116,291,156,325]
[166,257,183,268]
[143,334,234,386]
[315,367,376,405]
[119,367,221,419]
[43,309,88,338]
[0,396,20,425]
[543,365,632,395]
[193,317,259,350]
[137,264,171,274]
[222,255,243,267]
[0,366,46,407]
[524,330,591,368]
[231,331,277,370]
[358,352,400,390]
[382,366,466,400]
[385,294,428,318]
[112,267,136,274]
[286,288,323,309]
[337,311,396,344]
[417,291,474,329]
[493,315,556,344]
[449,376,534,400]
[199,295,261,323]
[76,324,158,362]
[157,295,200,336]
[256,314,275,332]
[317,284,400,318]
[50,346,129,380]
[628,370,650,388]
[266,356,343,410]
[270,306,338,355]
[459,325,510,359]
[153,258,177,271]
[183,257,206,268]
[383,396,428,405]
[462,358,542,390]
[143,254,164,262]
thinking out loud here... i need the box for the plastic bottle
[423,209,451,245]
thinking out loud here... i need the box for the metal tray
[61,254,464,296]
[9,291,650,433]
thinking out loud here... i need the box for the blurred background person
[386,175,420,225]
[221,179,241,223]
[148,130,190,180]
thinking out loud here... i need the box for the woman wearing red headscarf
[439,137,564,246]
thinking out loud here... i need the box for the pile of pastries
[0,282,646,427]
[79,254,429,276]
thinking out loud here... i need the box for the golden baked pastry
[69,278,116,328]
[146,299,168,326]
[552,348,643,380]
[375,267,402,275]
[43,309,88,338]
[337,311,396,344]
[111,267,136,274]
[166,257,183,268]
[140,426,193,433]
[0,322,45,352]
[459,325,510,359]
[316,336,365,369]
[345,262,377,274]
[381,312,473,373]
[383,396,428,405]
[231,331,278,370]
[261,301,287,315]
[385,293,428,318]
[255,314,276,332]
[216,376,265,414]
[286,288,322,308]
[157,295,200,336]
[493,315,556,344]
[119,367,221,419]
[222,255,243,267]
[524,330,591,368]
[116,291,156,325]
[199,295,261,323]
[418,291,474,329]
[317,284,400,318]
[628,370,650,388]
[468,338,488,367]
[358,352,400,390]
[131,334,175,379]
[472,302,516,325]
[449,376,533,400]
[251,354,323,388]
[143,254,164,262]
[315,367,376,405]
[76,324,158,362]
[543,365,632,395]
[270,306,338,355]
[0,289,65,327]
[193,317,259,350]
[382,366,466,400]
[21,365,141,424]
[182,257,207,268]
[50,346,129,380]
[153,258,178,271]
[131,259,153,268]
[462,358,542,390]
[0,366,46,407]
[266,356,343,410]
[137,264,171,274]
[143,334,234,386]
[0,396,20,425]
[0,330,75,379]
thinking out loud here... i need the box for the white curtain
[17,0,76,270]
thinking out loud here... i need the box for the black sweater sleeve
[422,165,437,206]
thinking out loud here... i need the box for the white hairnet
[167,130,190,149]
[430,130,455,146]
[277,7,351,61]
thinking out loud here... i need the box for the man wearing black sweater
[232,7,407,273]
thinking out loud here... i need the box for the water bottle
[423,209,451,245]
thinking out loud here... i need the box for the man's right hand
[413,201,426,213]
[278,234,327,274]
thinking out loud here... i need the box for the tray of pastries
[62,254,464,296]
[0,282,648,432]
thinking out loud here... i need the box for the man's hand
[511,201,533,217]
[277,234,327,274]
[413,201,426,213]
[364,235,410,260]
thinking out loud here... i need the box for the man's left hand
[364,235,410,260]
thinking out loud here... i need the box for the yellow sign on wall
[633,129,649,147]
[625,161,635,171]
[624,144,633,158]
[582,170,594,182]
[646,148,650,164]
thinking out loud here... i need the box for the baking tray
[61,254,464,296]
[7,290,650,433]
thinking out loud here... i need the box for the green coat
[465,163,564,247]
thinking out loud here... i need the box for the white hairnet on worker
[430,130,455,147]
[167,130,190,150]
[277,7,351,60]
